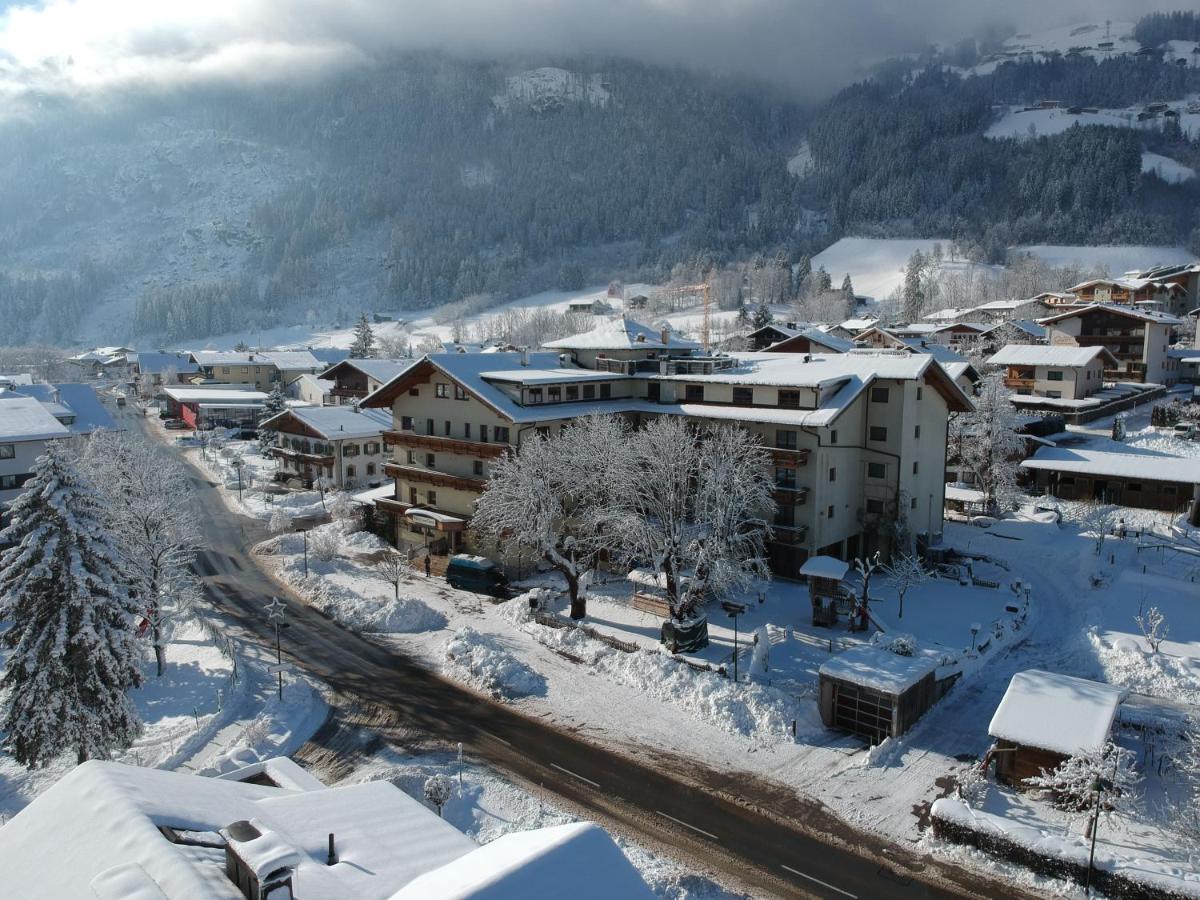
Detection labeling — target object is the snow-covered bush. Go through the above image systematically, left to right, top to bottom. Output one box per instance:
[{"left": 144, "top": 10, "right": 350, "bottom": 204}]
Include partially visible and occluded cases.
[
  {"left": 327, "top": 490, "right": 355, "bottom": 522},
  {"left": 269, "top": 509, "right": 293, "bottom": 535},
  {"left": 309, "top": 527, "right": 341, "bottom": 562},
  {"left": 1136, "top": 605, "right": 1169, "bottom": 654},
  {"left": 748, "top": 625, "right": 770, "bottom": 677},
  {"left": 442, "top": 627, "right": 546, "bottom": 699},
  {"left": 885, "top": 633, "right": 917, "bottom": 656},
  {"left": 1026, "top": 741, "right": 1140, "bottom": 830},
  {"left": 956, "top": 762, "right": 988, "bottom": 808},
  {"left": 423, "top": 773, "right": 454, "bottom": 816}
]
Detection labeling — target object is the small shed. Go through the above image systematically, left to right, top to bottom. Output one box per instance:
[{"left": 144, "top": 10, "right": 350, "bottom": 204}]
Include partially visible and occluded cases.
[
  {"left": 799, "top": 556, "right": 852, "bottom": 626},
  {"left": 819, "top": 645, "right": 940, "bottom": 743},
  {"left": 988, "top": 670, "right": 1127, "bottom": 787}
]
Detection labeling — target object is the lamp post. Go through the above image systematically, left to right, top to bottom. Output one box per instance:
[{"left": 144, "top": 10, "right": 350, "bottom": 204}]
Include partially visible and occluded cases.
[
  {"left": 296, "top": 528, "right": 308, "bottom": 578},
  {"left": 266, "top": 596, "right": 287, "bottom": 700},
  {"left": 721, "top": 601, "right": 749, "bottom": 682}
]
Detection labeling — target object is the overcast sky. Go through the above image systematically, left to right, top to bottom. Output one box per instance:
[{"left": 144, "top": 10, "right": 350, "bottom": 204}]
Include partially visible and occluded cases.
[{"left": 0, "top": 0, "right": 1171, "bottom": 103}]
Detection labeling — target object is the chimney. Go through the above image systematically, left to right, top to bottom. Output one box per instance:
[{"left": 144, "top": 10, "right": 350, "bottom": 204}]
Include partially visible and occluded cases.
[
  {"left": 660, "top": 326, "right": 670, "bottom": 346},
  {"left": 520, "top": 348, "right": 529, "bottom": 367},
  {"left": 559, "top": 353, "right": 567, "bottom": 368},
  {"left": 327, "top": 833, "right": 338, "bottom": 866}
]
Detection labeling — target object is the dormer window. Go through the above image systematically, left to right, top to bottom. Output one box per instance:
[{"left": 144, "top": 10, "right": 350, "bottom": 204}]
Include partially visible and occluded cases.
[{"left": 528, "top": 388, "right": 543, "bottom": 404}]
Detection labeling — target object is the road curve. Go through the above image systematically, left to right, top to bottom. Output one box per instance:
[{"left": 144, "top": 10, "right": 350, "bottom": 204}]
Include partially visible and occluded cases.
[{"left": 118, "top": 404, "right": 1019, "bottom": 900}]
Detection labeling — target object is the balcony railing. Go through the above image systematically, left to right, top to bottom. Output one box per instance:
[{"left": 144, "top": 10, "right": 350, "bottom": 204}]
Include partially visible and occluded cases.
[
  {"left": 594, "top": 357, "right": 635, "bottom": 375},
  {"left": 1003, "top": 377, "right": 1035, "bottom": 390},
  {"left": 330, "top": 386, "right": 368, "bottom": 400},
  {"left": 385, "top": 430, "right": 508, "bottom": 458},
  {"left": 271, "top": 446, "right": 335, "bottom": 464},
  {"left": 770, "top": 447, "right": 811, "bottom": 466},
  {"left": 383, "top": 463, "right": 486, "bottom": 492},
  {"left": 773, "top": 485, "right": 810, "bottom": 505},
  {"left": 769, "top": 524, "right": 809, "bottom": 545}
]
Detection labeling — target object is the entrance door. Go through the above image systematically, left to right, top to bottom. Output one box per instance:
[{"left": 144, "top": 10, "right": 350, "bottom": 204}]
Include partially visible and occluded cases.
[
  {"left": 1092, "top": 480, "right": 1109, "bottom": 502},
  {"left": 832, "top": 682, "right": 892, "bottom": 744}
]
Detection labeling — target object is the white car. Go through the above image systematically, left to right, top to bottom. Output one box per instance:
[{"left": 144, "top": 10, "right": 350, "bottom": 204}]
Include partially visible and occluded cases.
[{"left": 1173, "top": 422, "right": 1195, "bottom": 440}]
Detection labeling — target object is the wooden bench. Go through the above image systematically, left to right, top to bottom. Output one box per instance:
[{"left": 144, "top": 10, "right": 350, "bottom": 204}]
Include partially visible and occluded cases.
[{"left": 631, "top": 591, "right": 672, "bottom": 618}]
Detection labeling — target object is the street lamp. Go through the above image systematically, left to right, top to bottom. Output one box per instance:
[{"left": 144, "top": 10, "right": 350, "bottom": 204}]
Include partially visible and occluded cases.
[
  {"left": 295, "top": 527, "right": 308, "bottom": 578},
  {"left": 266, "top": 596, "right": 287, "bottom": 701},
  {"left": 721, "top": 601, "right": 749, "bottom": 682}
]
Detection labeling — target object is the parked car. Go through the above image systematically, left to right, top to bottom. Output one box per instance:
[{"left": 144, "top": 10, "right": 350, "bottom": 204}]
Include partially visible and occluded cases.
[
  {"left": 115, "top": 394, "right": 127, "bottom": 407},
  {"left": 163, "top": 420, "right": 189, "bottom": 430},
  {"left": 1173, "top": 422, "right": 1196, "bottom": 440},
  {"left": 445, "top": 554, "right": 511, "bottom": 598}
]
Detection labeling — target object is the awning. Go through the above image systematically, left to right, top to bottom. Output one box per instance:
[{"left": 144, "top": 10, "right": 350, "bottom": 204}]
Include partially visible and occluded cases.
[{"left": 404, "top": 508, "right": 465, "bottom": 531}]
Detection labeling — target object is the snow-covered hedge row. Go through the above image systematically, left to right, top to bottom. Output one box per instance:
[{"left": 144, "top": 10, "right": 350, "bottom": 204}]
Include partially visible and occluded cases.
[{"left": 932, "top": 798, "right": 1200, "bottom": 899}]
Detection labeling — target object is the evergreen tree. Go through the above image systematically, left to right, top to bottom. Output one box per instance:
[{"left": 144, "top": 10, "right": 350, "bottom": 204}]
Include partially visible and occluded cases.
[
  {"left": 902, "top": 251, "right": 927, "bottom": 323},
  {"left": 794, "top": 255, "right": 812, "bottom": 296},
  {"left": 816, "top": 266, "right": 833, "bottom": 293},
  {"left": 841, "top": 274, "right": 856, "bottom": 318},
  {"left": 751, "top": 302, "right": 773, "bottom": 329},
  {"left": 349, "top": 314, "right": 376, "bottom": 359},
  {"left": 233, "top": 341, "right": 250, "bottom": 352},
  {"left": 259, "top": 385, "right": 287, "bottom": 455},
  {"left": 0, "top": 443, "right": 143, "bottom": 767}
]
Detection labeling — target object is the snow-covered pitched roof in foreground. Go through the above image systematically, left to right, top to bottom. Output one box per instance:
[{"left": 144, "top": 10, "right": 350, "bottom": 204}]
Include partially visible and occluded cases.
[
  {"left": 1038, "top": 303, "right": 1183, "bottom": 326},
  {"left": 543, "top": 316, "right": 700, "bottom": 351},
  {"left": 987, "top": 344, "right": 1114, "bottom": 368},
  {"left": 132, "top": 351, "right": 200, "bottom": 376},
  {"left": 320, "top": 357, "right": 419, "bottom": 384},
  {"left": 50, "top": 383, "right": 117, "bottom": 435},
  {"left": 163, "top": 387, "right": 269, "bottom": 404},
  {"left": 0, "top": 395, "right": 71, "bottom": 441},
  {"left": 260, "top": 405, "right": 392, "bottom": 439},
  {"left": 1020, "top": 446, "right": 1200, "bottom": 484},
  {"left": 799, "top": 555, "right": 849, "bottom": 580},
  {"left": 819, "top": 645, "right": 939, "bottom": 695},
  {"left": 989, "top": 670, "right": 1127, "bottom": 756},
  {"left": 0, "top": 759, "right": 651, "bottom": 900}
]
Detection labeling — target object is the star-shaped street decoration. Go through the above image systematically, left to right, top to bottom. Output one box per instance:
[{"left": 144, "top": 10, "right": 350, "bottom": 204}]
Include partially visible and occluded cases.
[{"left": 265, "top": 596, "right": 287, "bottom": 623}]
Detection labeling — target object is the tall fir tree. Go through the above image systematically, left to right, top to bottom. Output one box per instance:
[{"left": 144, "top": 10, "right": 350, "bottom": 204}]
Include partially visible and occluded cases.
[
  {"left": 902, "top": 250, "right": 927, "bottom": 324},
  {"left": 793, "top": 255, "right": 812, "bottom": 298},
  {"left": 841, "top": 274, "right": 856, "bottom": 318},
  {"left": 751, "top": 302, "right": 773, "bottom": 329},
  {"left": 349, "top": 313, "right": 376, "bottom": 359},
  {"left": 0, "top": 442, "right": 143, "bottom": 766}
]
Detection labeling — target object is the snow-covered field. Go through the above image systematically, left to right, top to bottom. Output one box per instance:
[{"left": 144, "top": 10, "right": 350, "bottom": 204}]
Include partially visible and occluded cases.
[
  {"left": 986, "top": 99, "right": 1200, "bottom": 141},
  {"left": 1143, "top": 151, "right": 1197, "bottom": 183},
  {"left": 810, "top": 236, "right": 1004, "bottom": 302},
  {"left": 1010, "top": 243, "right": 1193, "bottom": 273}
]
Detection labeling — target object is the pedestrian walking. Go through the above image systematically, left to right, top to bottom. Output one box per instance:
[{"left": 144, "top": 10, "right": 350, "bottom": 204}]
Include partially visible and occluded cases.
[{"left": 424, "top": 554, "right": 432, "bottom": 578}]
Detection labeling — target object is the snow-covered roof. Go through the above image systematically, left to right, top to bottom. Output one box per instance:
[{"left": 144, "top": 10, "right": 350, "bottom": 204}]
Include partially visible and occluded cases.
[
  {"left": 1067, "top": 277, "right": 1182, "bottom": 293},
  {"left": 973, "top": 298, "right": 1040, "bottom": 311},
  {"left": 1038, "top": 303, "right": 1182, "bottom": 327},
  {"left": 924, "top": 307, "right": 973, "bottom": 321},
  {"left": 543, "top": 316, "right": 701, "bottom": 351},
  {"left": 838, "top": 316, "right": 879, "bottom": 332},
  {"left": 1008, "top": 319, "right": 1047, "bottom": 338},
  {"left": 767, "top": 328, "right": 856, "bottom": 354},
  {"left": 987, "top": 345, "right": 1114, "bottom": 367},
  {"left": 306, "top": 347, "right": 352, "bottom": 367},
  {"left": 259, "top": 350, "right": 322, "bottom": 371},
  {"left": 133, "top": 351, "right": 200, "bottom": 375},
  {"left": 190, "top": 351, "right": 271, "bottom": 366},
  {"left": 320, "top": 358, "right": 419, "bottom": 384},
  {"left": 480, "top": 368, "right": 628, "bottom": 385},
  {"left": 0, "top": 373, "right": 34, "bottom": 386},
  {"left": 290, "top": 373, "right": 334, "bottom": 393},
  {"left": 49, "top": 383, "right": 117, "bottom": 434},
  {"left": 163, "top": 387, "right": 269, "bottom": 404},
  {"left": 0, "top": 395, "right": 71, "bottom": 441},
  {"left": 259, "top": 405, "right": 391, "bottom": 439},
  {"left": 1021, "top": 446, "right": 1200, "bottom": 484},
  {"left": 352, "top": 484, "right": 396, "bottom": 505},
  {"left": 945, "top": 484, "right": 987, "bottom": 503},
  {"left": 798, "top": 556, "right": 849, "bottom": 580},
  {"left": 819, "top": 645, "right": 939, "bottom": 695},
  {"left": 989, "top": 670, "right": 1127, "bottom": 756},
  {"left": 0, "top": 759, "right": 651, "bottom": 900},
  {"left": 393, "top": 822, "right": 654, "bottom": 899}
]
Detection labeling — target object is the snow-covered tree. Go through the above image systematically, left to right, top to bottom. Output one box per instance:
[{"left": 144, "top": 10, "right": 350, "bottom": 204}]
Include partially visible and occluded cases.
[
  {"left": 901, "top": 250, "right": 927, "bottom": 322},
  {"left": 840, "top": 273, "right": 856, "bottom": 318},
  {"left": 751, "top": 302, "right": 772, "bottom": 329},
  {"left": 349, "top": 314, "right": 376, "bottom": 359},
  {"left": 948, "top": 373, "right": 1024, "bottom": 515},
  {"left": 471, "top": 415, "right": 630, "bottom": 619},
  {"left": 619, "top": 418, "right": 774, "bottom": 621},
  {"left": 85, "top": 432, "right": 203, "bottom": 677},
  {"left": 0, "top": 442, "right": 143, "bottom": 766},
  {"left": 1077, "top": 503, "right": 1118, "bottom": 556},
  {"left": 269, "top": 509, "right": 293, "bottom": 535},
  {"left": 310, "top": 527, "right": 341, "bottom": 562},
  {"left": 374, "top": 551, "right": 410, "bottom": 601},
  {"left": 850, "top": 552, "right": 883, "bottom": 628},
  {"left": 884, "top": 553, "right": 931, "bottom": 619},
  {"left": 1136, "top": 604, "right": 1168, "bottom": 654},
  {"left": 1026, "top": 741, "right": 1140, "bottom": 837},
  {"left": 956, "top": 761, "right": 988, "bottom": 808},
  {"left": 423, "top": 773, "right": 454, "bottom": 816}
]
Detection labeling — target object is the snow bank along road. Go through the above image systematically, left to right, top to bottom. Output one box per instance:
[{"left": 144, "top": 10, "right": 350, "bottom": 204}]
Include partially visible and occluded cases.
[{"left": 116, "top": 407, "right": 1022, "bottom": 900}]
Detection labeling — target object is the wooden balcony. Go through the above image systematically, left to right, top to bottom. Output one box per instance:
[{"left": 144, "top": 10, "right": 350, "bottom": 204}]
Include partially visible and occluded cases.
[
  {"left": 1003, "top": 377, "right": 1035, "bottom": 390},
  {"left": 330, "top": 386, "right": 368, "bottom": 400},
  {"left": 385, "top": 430, "right": 508, "bottom": 459},
  {"left": 271, "top": 446, "right": 334, "bottom": 465},
  {"left": 770, "top": 447, "right": 811, "bottom": 467},
  {"left": 383, "top": 463, "right": 487, "bottom": 492},
  {"left": 773, "top": 485, "right": 810, "bottom": 505},
  {"left": 769, "top": 524, "right": 809, "bottom": 546}
]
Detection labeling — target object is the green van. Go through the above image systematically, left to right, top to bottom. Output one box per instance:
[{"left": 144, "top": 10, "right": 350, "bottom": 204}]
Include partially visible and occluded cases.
[{"left": 445, "top": 554, "right": 511, "bottom": 598}]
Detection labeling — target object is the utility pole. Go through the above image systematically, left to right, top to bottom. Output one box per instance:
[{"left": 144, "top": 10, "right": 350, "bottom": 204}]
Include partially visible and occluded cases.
[
  {"left": 296, "top": 528, "right": 308, "bottom": 577},
  {"left": 721, "top": 601, "right": 749, "bottom": 682}
]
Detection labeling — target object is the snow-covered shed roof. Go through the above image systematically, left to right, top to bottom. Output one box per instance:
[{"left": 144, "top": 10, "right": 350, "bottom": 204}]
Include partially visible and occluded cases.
[
  {"left": 1038, "top": 303, "right": 1183, "bottom": 327},
  {"left": 543, "top": 316, "right": 700, "bottom": 351},
  {"left": 838, "top": 316, "right": 879, "bottom": 332},
  {"left": 767, "top": 328, "right": 856, "bottom": 354},
  {"left": 987, "top": 345, "right": 1116, "bottom": 368},
  {"left": 307, "top": 347, "right": 352, "bottom": 368},
  {"left": 132, "top": 351, "right": 200, "bottom": 376},
  {"left": 49, "top": 383, "right": 117, "bottom": 435},
  {"left": 163, "top": 387, "right": 268, "bottom": 404},
  {"left": 0, "top": 395, "right": 71, "bottom": 441},
  {"left": 259, "top": 405, "right": 392, "bottom": 439},
  {"left": 1020, "top": 446, "right": 1200, "bottom": 484},
  {"left": 799, "top": 556, "right": 849, "bottom": 581},
  {"left": 819, "top": 645, "right": 940, "bottom": 695},
  {"left": 989, "top": 670, "right": 1127, "bottom": 756},
  {"left": 0, "top": 759, "right": 651, "bottom": 900},
  {"left": 392, "top": 822, "right": 654, "bottom": 899}
]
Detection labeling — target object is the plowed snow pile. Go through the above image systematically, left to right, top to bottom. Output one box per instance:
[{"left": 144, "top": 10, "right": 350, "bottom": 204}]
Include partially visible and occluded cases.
[{"left": 443, "top": 627, "right": 546, "bottom": 699}]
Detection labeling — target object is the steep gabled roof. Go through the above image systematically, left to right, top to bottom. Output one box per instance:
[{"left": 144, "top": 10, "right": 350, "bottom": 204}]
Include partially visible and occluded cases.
[
  {"left": 1038, "top": 303, "right": 1183, "bottom": 326},
  {"left": 543, "top": 316, "right": 700, "bottom": 351},
  {"left": 987, "top": 344, "right": 1118, "bottom": 368},
  {"left": 319, "top": 358, "right": 419, "bottom": 384},
  {"left": 259, "top": 405, "right": 391, "bottom": 439}
]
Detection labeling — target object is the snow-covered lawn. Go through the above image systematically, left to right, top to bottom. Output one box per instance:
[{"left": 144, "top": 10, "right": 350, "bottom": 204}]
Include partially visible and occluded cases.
[
  {"left": 985, "top": 98, "right": 1200, "bottom": 141},
  {"left": 810, "top": 237, "right": 1000, "bottom": 302},
  {"left": 1010, "top": 244, "right": 1193, "bottom": 273},
  {"left": 0, "top": 619, "right": 327, "bottom": 821}
]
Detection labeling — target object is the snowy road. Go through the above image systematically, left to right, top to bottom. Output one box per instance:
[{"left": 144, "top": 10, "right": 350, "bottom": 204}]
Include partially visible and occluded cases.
[{"left": 115, "top": 403, "right": 1032, "bottom": 900}]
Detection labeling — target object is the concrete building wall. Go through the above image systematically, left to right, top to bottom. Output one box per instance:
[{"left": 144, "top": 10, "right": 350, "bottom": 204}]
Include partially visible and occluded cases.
[{"left": 0, "top": 437, "right": 50, "bottom": 510}]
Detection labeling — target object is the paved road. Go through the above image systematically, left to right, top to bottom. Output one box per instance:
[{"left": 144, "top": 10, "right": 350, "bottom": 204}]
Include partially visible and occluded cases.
[{"left": 116, "top": 404, "right": 1013, "bottom": 900}]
